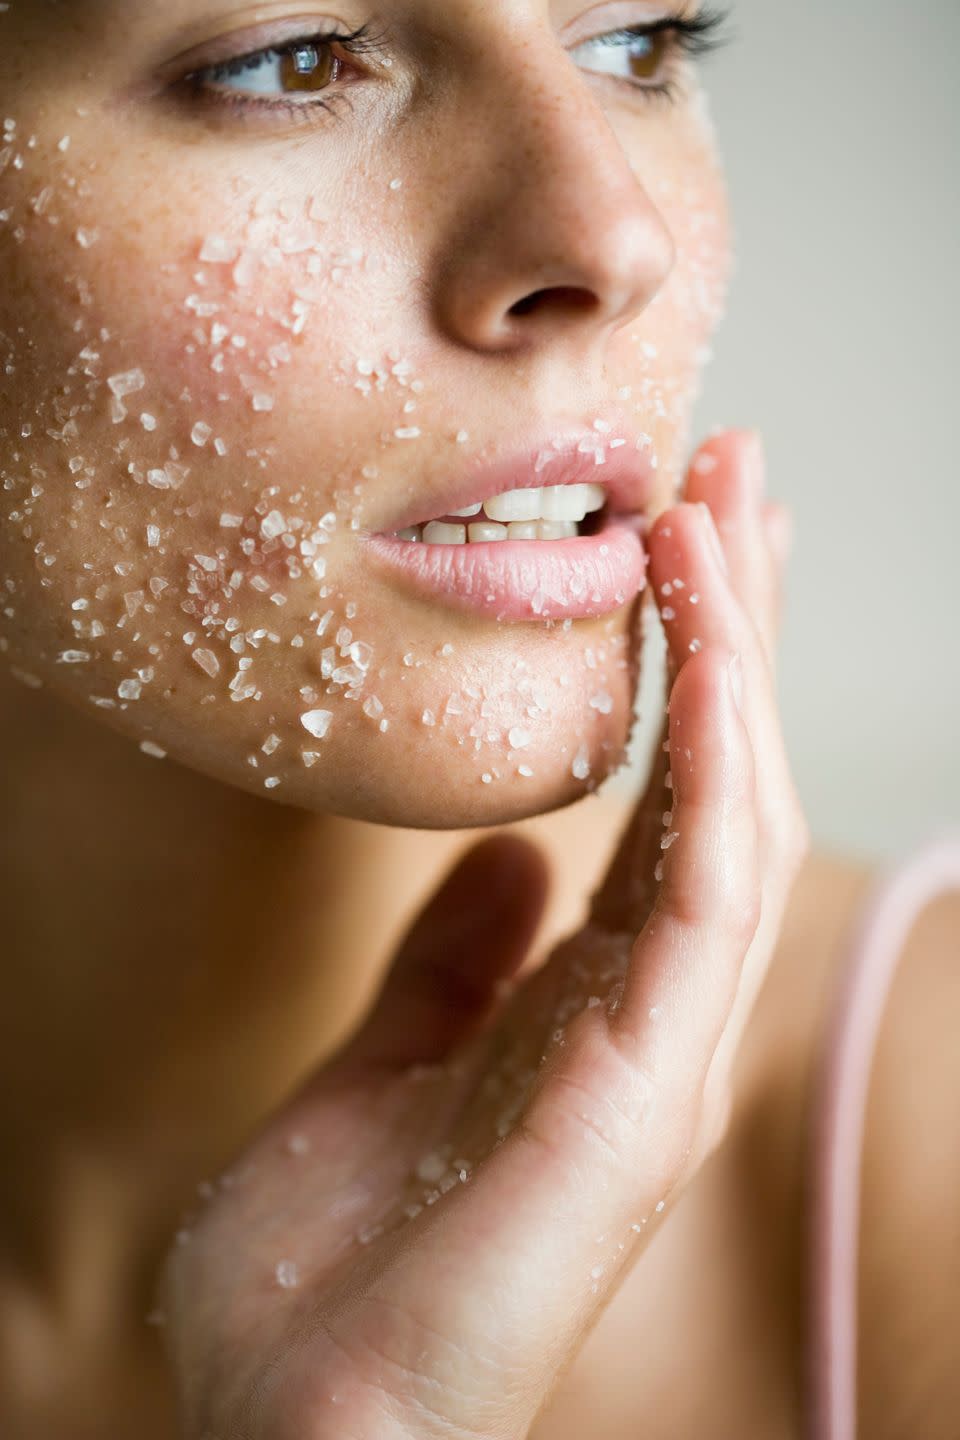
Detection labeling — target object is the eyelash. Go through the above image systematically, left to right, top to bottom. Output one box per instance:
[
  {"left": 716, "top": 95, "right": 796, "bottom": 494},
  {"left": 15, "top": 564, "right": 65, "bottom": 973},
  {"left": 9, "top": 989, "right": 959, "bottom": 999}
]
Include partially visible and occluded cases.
[{"left": 182, "top": 8, "right": 731, "bottom": 125}]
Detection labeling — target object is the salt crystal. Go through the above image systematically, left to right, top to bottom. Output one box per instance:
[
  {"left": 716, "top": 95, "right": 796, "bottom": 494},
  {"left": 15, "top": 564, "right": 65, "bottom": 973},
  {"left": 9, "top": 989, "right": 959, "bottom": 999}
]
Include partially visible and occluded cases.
[
  {"left": 57, "top": 135, "right": 70, "bottom": 152},
  {"left": 75, "top": 227, "right": 99, "bottom": 248},
  {"left": 199, "top": 234, "right": 239, "bottom": 264},
  {"left": 107, "top": 368, "right": 145, "bottom": 398},
  {"left": 252, "top": 393, "right": 274, "bottom": 412},
  {"left": 140, "top": 413, "right": 156, "bottom": 431},
  {"left": 191, "top": 421, "right": 212, "bottom": 447},
  {"left": 394, "top": 426, "right": 421, "bottom": 440},
  {"left": 692, "top": 453, "right": 718, "bottom": 476},
  {"left": 260, "top": 510, "right": 286, "bottom": 540},
  {"left": 220, "top": 513, "right": 243, "bottom": 528},
  {"left": 192, "top": 647, "right": 220, "bottom": 678},
  {"left": 58, "top": 649, "right": 90, "bottom": 663},
  {"left": 118, "top": 679, "right": 141, "bottom": 700},
  {"left": 589, "top": 691, "right": 614, "bottom": 714},
  {"left": 362, "top": 696, "right": 383, "bottom": 719},
  {"left": 300, "top": 709, "right": 333, "bottom": 740},
  {"left": 421, "top": 709, "right": 435, "bottom": 726},
  {"left": 508, "top": 726, "right": 531, "bottom": 749},
  {"left": 262, "top": 734, "right": 281, "bottom": 755},
  {"left": 139, "top": 740, "right": 167, "bottom": 759},
  {"left": 571, "top": 744, "right": 590, "bottom": 780},
  {"left": 518, "top": 764, "right": 534, "bottom": 778},
  {"left": 264, "top": 776, "right": 281, "bottom": 789},
  {"left": 415, "top": 1151, "right": 447, "bottom": 1182},
  {"left": 275, "top": 1259, "right": 300, "bottom": 1289}
]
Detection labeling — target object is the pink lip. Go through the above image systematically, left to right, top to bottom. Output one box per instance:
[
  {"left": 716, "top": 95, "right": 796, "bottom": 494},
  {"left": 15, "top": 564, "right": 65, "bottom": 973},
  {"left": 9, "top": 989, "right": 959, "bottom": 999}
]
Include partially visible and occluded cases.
[
  {"left": 361, "top": 418, "right": 656, "bottom": 621},
  {"left": 371, "top": 420, "right": 658, "bottom": 534},
  {"left": 364, "top": 512, "right": 647, "bottom": 622}
]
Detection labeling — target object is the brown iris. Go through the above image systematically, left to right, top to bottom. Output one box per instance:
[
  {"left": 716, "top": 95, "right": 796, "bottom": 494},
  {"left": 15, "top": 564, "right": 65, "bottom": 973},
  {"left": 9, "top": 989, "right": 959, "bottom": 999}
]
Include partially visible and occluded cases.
[
  {"left": 626, "top": 32, "right": 669, "bottom": 82},
  {"left": 279, "top": 43, "right": 338, "bottom": 93}
]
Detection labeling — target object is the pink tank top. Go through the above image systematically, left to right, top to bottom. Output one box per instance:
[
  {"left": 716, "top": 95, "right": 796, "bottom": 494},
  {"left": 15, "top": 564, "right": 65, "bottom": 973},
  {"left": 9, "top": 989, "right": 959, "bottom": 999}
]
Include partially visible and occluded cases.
[{"left": 805, "top": 833, "right": 960, "bottom": 1439}]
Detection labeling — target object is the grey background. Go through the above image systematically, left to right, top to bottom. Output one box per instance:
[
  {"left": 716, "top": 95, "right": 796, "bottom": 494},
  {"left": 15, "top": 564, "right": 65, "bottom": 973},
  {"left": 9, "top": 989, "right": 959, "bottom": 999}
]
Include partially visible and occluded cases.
[{"left": 620, "top": 0, "right": 959, "bottom": 862}]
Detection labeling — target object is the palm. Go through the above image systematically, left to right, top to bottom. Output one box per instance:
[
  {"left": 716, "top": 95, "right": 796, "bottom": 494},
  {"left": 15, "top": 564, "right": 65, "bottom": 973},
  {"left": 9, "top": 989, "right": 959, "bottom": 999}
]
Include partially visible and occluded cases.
[{"left": 160, "top": 435, "right": 809, "bottom": 1440}]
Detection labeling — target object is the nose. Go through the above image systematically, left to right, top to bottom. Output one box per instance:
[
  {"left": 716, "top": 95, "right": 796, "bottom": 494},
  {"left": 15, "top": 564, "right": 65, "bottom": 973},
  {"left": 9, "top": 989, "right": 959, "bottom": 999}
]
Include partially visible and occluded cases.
[{"left": 431, "top": 27, "right": 677, "bottom": 357}]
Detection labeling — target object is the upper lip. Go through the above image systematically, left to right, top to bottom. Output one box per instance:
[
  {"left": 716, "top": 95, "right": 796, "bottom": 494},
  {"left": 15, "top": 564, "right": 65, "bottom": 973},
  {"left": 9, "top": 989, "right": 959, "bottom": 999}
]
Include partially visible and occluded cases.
[{"left": 367, "top": 413, "right": 659, "bottom": 534}]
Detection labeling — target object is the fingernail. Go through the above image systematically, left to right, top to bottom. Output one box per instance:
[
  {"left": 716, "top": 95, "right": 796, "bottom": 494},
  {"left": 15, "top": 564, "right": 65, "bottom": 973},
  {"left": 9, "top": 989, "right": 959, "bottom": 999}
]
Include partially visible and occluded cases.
[
  {"left": 696, "top": 502, "right": 729, "bottom": 578},
  {"left": 728, "top": 652, "right": 744, "bottom": 714}
]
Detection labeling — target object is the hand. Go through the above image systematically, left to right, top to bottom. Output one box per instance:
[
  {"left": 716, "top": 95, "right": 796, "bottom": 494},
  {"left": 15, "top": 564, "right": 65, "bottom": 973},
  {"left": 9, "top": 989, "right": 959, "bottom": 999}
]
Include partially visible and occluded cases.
[{"left": 159, "top": 430, "right": 810, "bottom": 1440}]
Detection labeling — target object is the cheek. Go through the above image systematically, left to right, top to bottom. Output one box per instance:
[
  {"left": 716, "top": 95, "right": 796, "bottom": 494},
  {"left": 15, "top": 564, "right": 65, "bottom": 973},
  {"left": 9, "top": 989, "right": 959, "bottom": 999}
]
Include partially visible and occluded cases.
[
  {"left": 604, "top": 113, "right": 733, "bottom": 502},
  {"left": 0, "top": 114, "right": 699, "bottom": 824}
]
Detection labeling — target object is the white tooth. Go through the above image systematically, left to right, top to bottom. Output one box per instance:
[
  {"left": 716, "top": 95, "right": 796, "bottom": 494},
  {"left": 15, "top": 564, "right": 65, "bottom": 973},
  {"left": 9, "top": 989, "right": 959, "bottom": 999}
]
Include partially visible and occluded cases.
[
  {"left": 583, "top": 483, "right": 606, "bottom": 513},
  {"left": 540, "top": 484, "right": 590, "bottom": 522},
  {"left": 483, "top": 487, "right": 542, "bottom": 522},
  {"left": 449, "top": 502, "right": 482, "bottom": 517},
  {"left": 538, "top": 520, "right": 579, "bottom": 541},
  {"left": 423, "top": 521, "right": 466, "bottom": 545},
  {"left": 506, "top": 521, "right": 539, "bottom": 540},
  {"left": 468, "top": 522, "right": 508, "bottom": 543},
  {"left": 396, "top": 526, "right": 421, "bottom": 542}
]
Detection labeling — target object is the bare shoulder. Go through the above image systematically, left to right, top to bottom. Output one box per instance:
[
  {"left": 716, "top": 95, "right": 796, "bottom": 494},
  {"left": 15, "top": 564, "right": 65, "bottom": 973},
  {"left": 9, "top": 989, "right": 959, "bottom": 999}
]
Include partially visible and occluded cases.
[
  {"left": 518, "top": 819, "right": 960, "bottom": 1439},
  {"left": 746, "top": 845, "right": 960, "bottom": 1439}
]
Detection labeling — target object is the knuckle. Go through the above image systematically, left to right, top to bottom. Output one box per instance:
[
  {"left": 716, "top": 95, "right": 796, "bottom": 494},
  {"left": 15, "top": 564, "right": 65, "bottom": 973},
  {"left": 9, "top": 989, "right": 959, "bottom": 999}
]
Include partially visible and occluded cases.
[{"left": 529, "top": 1015, "right": 659, "bottom": 1172}]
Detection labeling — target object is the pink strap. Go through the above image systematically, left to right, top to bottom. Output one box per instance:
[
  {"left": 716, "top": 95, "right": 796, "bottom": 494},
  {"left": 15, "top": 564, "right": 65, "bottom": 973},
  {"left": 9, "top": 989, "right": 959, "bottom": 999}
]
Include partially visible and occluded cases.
[{"left": 806, "top": 833, "right": 960, "bottom": 1439}]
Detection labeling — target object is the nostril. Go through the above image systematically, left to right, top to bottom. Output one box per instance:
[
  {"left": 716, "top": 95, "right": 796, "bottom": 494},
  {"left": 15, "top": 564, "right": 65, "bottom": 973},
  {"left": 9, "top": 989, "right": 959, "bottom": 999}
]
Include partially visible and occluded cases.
[{"left": 509, "top": 286, "right": 598, "bottom": 318}]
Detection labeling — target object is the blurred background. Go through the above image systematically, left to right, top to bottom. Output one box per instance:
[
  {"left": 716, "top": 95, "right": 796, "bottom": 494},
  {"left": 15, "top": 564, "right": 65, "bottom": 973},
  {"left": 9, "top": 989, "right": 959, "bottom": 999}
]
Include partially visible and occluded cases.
[{"left": 621, "top": 0, "right": 960, "bottom": 861}]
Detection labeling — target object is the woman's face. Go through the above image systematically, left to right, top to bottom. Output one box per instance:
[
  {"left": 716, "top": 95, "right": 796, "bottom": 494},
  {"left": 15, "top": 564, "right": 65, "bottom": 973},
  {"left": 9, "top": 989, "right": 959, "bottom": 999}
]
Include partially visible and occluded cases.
[{"left": 0, "top": 0, "right": 730, "bottom": 827}]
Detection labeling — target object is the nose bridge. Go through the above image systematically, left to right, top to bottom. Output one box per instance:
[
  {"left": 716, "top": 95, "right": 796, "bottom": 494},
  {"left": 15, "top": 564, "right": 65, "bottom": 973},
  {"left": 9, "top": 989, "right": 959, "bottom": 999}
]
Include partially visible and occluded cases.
[{"left": 431, "top": 23, "right": 677, "bottom": 351}]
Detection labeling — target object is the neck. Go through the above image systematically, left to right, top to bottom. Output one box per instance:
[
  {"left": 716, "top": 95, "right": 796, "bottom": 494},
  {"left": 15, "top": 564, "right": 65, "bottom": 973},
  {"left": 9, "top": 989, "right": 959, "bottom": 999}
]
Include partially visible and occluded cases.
[{"left": 0, "top": 668, "right": 460, "bottom": 1318}]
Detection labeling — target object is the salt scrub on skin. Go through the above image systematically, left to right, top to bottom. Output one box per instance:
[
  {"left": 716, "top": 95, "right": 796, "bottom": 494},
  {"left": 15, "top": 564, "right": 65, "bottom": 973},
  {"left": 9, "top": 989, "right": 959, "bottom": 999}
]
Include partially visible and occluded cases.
[{"left": 0, "top": 18, "right": 731, "bottom": 827}]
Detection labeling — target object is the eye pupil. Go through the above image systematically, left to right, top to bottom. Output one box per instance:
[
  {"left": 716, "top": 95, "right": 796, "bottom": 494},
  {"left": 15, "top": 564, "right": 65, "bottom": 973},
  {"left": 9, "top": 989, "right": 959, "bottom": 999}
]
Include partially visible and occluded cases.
[
  {"left": 628, "top": 33, "right": 666, "bottom": 82},
  {"left": 280, "top": 42, "right": 337, "bottom": 92},
  {"left": 292, "top": 44, "right": 319, "bottom": 75}
]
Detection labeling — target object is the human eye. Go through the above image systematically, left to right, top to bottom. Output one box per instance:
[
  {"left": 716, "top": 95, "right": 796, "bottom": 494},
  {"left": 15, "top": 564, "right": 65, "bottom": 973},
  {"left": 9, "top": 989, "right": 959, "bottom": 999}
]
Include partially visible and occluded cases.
[
  {"left": 569, "top": 6, "right": 731, "bottom": 103},
  {"left": 179, "top": 21, "right": 390, "bottom": 122}
]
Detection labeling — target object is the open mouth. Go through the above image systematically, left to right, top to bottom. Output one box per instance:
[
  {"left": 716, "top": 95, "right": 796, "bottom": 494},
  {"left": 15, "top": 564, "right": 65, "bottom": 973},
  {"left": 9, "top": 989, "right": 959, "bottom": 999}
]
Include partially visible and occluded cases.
[
  {"left": 363, "top": 423, "right": 654, "bottom": 621},
  {"left": 390, "top": 482, "right": 608, "bottom": 545}
]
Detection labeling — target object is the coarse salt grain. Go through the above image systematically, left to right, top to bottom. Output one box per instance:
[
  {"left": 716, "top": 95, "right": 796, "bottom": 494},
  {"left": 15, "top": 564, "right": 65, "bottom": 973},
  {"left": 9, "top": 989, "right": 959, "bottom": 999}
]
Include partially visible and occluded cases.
[
  {"left": 192, "top": 648, "right": 220, "bottom": 678},
  {"left": 300, "top": 709, "right": 332, "bottom": 740},
  {"left": 275, "top": 1260, "right": 299, "bottom": 1289}
]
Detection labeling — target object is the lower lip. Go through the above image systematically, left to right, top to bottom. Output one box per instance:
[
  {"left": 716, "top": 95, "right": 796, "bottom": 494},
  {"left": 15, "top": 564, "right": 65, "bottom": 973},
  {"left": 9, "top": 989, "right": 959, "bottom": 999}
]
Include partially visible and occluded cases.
[{"left": 363, "top": 514, "right": 647, "bottom": 621}]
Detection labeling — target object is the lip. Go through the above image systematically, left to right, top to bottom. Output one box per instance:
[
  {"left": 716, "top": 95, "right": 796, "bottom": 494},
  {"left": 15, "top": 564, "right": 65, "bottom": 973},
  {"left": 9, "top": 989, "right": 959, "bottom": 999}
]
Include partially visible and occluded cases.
[
  {"left": 369, "top": 417, "right": 658, "bottom": 534},
  {"left": 361, "top": 418, "right": 656, "bottom": 623},
  {"left": 365, "top": 513, "right": 647, "bottom": 622}
]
